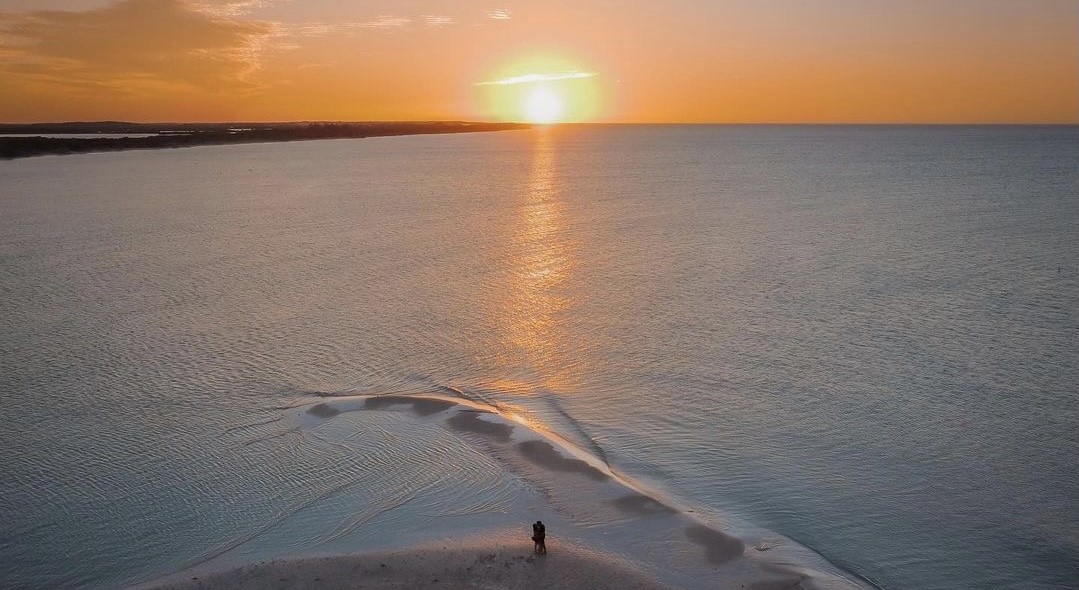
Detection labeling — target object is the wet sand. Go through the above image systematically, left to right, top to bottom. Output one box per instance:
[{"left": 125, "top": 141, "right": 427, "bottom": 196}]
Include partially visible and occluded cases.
[{"left": 138, "top": 534, "right": 669, "bottom": 590}]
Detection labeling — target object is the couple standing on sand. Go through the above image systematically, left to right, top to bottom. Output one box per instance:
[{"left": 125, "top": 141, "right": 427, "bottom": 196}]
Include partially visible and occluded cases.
[{"left": 531, "top": 520, "right": 547, "bottom": 554}]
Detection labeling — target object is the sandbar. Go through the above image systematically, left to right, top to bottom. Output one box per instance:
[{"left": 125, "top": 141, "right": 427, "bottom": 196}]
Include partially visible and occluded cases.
[{"left": 138, "top": 534, "right": 668, "bottom": 590}]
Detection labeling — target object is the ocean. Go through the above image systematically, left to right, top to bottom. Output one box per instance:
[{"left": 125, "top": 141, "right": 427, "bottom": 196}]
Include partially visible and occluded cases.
[{"left": 1, "top": 125, "right": 1076, "bottom": 590}]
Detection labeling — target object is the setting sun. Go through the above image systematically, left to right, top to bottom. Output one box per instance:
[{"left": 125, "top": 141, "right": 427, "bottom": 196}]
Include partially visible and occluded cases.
[
  {"left": 477, "top": 54, "right": 602, "bottom": 124},
  {"left": 522, "top": 86, "right": 563, "bottom": 124}
]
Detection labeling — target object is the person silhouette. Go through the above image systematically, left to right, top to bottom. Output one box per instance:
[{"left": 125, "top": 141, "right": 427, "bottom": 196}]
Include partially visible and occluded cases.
[{"left": 531, "top": 520, "right": 547, "bottom": 554}]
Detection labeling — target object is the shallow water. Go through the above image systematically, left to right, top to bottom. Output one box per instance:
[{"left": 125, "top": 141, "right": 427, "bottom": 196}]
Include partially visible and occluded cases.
[{"left": 1, "top": 126, "right": 1076, "bottom": 590}]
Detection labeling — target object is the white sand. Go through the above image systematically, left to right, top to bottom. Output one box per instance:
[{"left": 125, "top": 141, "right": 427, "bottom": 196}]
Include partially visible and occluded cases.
[{"left": 139, "top": 534, "right": 671, "bottom": 590}]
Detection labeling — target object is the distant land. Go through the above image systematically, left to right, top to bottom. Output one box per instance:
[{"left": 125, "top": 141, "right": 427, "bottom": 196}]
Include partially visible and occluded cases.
[{"left": 0, "top": 121, "right": 529, "bottom": 159}]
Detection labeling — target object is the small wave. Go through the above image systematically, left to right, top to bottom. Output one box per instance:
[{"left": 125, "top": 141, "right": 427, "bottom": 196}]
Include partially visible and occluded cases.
[{"left": 222, "top": 416, "right": 286, "bottom": 434}]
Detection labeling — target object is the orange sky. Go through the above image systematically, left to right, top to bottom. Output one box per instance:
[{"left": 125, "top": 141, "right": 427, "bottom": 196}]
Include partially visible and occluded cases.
[{"left": 0, "top": 0, "right": 1076, "bottom": 123}]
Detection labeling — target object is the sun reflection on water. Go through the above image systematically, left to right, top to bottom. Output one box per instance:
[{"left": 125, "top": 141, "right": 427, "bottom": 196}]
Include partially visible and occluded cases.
[{"left": 494, "top": 130, "right": 578, "bottom": 392}]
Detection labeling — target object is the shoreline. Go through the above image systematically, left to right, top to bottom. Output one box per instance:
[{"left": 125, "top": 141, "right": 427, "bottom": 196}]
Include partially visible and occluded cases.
[
  {"left": 0, "top": 121, "right": 528, "bottom": 159},
  {"left": 118, "top": 391, "right": 877, "bottom": 590},
  {"left": 121, "top": 394, "right": 874, "bottom": 590}
]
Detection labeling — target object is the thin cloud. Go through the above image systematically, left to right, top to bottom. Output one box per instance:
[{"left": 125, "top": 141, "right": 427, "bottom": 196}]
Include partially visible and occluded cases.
[
  {"left": 0, "top": 0, "right": 274, "bottom": 94},
  {"left": 193, "top": 0, "right": 285, "bottom": 17},
  {"left": 487, "top": 9, "right": 511, "bottom": 20},
  {"left": 360, "top": 15, "right": 411, "bottom": 30},
  {"left": 421, "top": 15, "right": 454, "bottom": 28},
  {"left": 279, "top": 16, "right": 414, "bottom": 40},
  {"left": 476, "top": 72, "right": 597, "bottom": 86}
]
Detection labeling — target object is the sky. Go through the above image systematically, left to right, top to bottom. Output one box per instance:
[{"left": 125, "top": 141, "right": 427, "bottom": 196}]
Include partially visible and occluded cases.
[{"left": 0, "top": 0, "right": 1076, "bottom": 123}]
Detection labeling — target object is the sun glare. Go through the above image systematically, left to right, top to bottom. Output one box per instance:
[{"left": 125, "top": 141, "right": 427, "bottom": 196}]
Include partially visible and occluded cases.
[
  {"left": 477, "top": 53, "right": 601, "bottom": 124},
  {"left": 523, "top": 87, "right": 563, "bottom": 124}
]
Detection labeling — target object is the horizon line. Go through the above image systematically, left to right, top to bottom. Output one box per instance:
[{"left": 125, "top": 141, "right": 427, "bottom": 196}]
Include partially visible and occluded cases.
[{"left": 2, "top": 120, "right": 1077, "bottom": 127}]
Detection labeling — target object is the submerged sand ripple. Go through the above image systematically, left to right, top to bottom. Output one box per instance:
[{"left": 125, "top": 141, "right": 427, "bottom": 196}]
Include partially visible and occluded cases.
[
  {"left": 365, "top": 395, "right": 456, "bottom": 416},
  {"left": 306, "top": 403, "right": 340, "bottom": 418},
  {"left": 447, "top": 411, "right": 514, "bottom": 442},
  {"left": 516, "top": 440, "right": 609, "bottom": 481},
  {"left": 610, "top": 493, "right": 677, "bottom": 516},
  {"left": 685, "top": 524, "right": 745, "bottom": 565}
]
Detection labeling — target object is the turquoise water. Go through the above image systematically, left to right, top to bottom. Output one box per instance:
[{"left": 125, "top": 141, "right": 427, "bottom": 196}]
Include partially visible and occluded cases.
[{"left": 1, "top": 126, "right": 1076, "bottom": 589}]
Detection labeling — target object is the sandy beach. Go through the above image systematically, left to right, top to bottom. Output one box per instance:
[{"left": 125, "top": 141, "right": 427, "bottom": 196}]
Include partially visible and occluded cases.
[
  {"left": 121, "top": 394, "right": 865, "bottom": 590},
  {"left": 133, "top": 524, "right": 834, "bottom": 590},
  {"left": 138, "top": 532, "right": 671, "bottom": 590}
]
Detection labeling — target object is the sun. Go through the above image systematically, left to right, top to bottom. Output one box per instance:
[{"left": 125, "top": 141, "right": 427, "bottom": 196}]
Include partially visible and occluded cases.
[
  {"left": 477, "top": 53, "right": 602, "bottom": 124},
  {"left": 523, "top": 87, "right": 563, "bottom": 124}
]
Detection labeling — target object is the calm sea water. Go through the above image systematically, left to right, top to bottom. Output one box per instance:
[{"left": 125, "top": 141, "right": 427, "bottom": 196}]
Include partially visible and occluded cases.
[{"left": 1, "top": 126, "right": 1076, "bottom": 590}]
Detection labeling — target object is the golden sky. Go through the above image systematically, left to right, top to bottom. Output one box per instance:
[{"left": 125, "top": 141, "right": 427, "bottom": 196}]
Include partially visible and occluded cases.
[{"left": 0, "top": 0, "right": 1076, "bottom": 123}]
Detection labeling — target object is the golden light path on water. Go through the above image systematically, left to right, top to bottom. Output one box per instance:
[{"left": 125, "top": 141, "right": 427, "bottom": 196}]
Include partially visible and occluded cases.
[{"left": 489, "top": 131, "right": 581, "bottom": 407}]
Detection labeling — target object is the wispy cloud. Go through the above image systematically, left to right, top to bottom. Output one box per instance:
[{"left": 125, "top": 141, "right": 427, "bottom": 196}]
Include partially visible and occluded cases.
[
  {"left": 0, "top": 0, "right": 274, "bottom": 94},
  {"left": 193, "top": 0, "right": 284, "bottom": 17},
  {"left": 487, "top": 9, "right": 511, "bottom": 20},
  {"left": 422, "top": 14, "right": 454, "bottom": 28},
  {"left": 278, "top": 15, "right": 414, "bottom": 41},
  {"left": 359, "top": 15, "right": 411, "bottom": 30},
  {"left": 476, "top": 71, "right": 597, "bottom": 86}
]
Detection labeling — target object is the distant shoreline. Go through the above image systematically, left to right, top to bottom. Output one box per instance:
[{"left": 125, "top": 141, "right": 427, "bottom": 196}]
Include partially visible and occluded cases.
[{"left": 0, "top": 121, "right": 529, "bottom": 159}]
